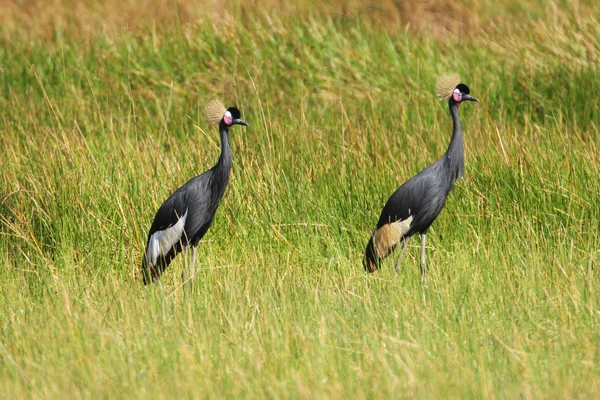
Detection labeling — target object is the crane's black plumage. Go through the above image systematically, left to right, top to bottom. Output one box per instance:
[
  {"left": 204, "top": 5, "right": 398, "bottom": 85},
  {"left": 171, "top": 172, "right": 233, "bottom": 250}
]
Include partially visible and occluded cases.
[
  {"left": 364, "top": 82, "right": 478, "bottom": 281},
  {"left": 142, "top": 105, "right": 248, "bottom": 284}
]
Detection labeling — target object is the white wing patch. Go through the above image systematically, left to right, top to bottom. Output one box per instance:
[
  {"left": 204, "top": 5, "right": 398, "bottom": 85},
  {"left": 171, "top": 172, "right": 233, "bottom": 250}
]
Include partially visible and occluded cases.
[{"left": 146, "top": 209, "right": 188, "bottom": 266}]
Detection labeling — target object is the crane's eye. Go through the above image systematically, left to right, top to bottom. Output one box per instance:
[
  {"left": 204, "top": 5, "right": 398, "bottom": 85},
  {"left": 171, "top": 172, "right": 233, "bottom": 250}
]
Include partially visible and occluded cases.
[
  {"left": 452, "top": 89, "right": 462, "bottom": 102},
  {"left": 223, "top": 111, "right": 233, "bottom": 125}
]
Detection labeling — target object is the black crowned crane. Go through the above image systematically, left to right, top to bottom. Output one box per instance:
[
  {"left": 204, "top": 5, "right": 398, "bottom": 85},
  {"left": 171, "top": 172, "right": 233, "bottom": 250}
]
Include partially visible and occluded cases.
[
  {"left": 364, "top": 74, "right": 478, "bottom": 282},
  {"left": 141, "top": 100, "right": 248, "bottom": 284}
]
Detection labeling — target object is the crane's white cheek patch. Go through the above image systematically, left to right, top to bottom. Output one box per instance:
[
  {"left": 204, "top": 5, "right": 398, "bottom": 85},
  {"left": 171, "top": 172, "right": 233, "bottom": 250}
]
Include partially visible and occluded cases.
[
  {"left": 453, "top": 92, "right": 462, "bottom": 102},
  {"left": 146, "top": 210, "right": 188, "bottom": 266},
  {"left": 373, "top": 216, "right": 413, "bottom": 258}
]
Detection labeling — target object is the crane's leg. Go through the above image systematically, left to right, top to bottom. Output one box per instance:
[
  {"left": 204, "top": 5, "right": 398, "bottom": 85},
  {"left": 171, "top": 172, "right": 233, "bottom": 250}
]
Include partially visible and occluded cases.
[
  {"left": 420, "top": 233, "right": 427, "bottom": 284},
  {"left": 394, "top": 237, "right": 410, "bottom": 274},
  {"left": 181, "top": 246, "right": 197, "bottom": 284},
  {"left": 182, "top": 246, "right": 189, "bottom": 282},
  {"left": 190, "top": 246, "right": 197, "bottom": 279}
]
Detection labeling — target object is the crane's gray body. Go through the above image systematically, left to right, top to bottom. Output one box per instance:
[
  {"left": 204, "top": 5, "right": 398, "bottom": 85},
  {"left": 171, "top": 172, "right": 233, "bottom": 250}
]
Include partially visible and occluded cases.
[
  {"left": 364, "top": 91, "right": 476, "bottom": 276},
  {"left": 378, "top": 103, "right": 464, "bottom": 235},
  {"left": 142, "top": 121, "right": 232, "bottom": 283}
]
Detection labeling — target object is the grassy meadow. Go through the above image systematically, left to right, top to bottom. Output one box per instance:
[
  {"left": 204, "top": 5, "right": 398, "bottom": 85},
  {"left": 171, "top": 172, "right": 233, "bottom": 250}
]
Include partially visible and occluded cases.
[{"left": 1, "top": 0, "right": 599, "bottom": 397}]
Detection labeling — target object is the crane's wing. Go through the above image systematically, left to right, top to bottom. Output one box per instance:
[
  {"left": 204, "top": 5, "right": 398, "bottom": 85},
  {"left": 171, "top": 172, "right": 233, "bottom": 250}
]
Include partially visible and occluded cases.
[
  {"left": 376, "top": 164, "right": 445, "bottom": 230},
  {"left": 370, "top": 165, "right": 445, "bottom": 262},
  {"left": 142, "top": 171, "right": 217, "bottom": 284},
  {"left": 179, "top": 172, "right": 216, "bottom": 245},
  {"left": 377, "top": 178, "right": 423, "bottom": 229},
  {"left": 368, "top": 181, "right": 418, "bottom": 262},
  {"left": 144, "top": 187, "right": 190, "bottom": 269},
  {"left": 148, "top": 190, "right": 188, "bottom": 234}
]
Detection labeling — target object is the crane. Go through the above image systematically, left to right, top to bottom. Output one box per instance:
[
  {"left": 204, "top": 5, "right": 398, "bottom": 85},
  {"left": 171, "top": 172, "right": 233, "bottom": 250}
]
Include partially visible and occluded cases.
[
  {"left": 363, "top": 74, "right": 478, "bottom": 283},
  {"left": 141, "top": 100, "right": 248, "bottom": 284}
]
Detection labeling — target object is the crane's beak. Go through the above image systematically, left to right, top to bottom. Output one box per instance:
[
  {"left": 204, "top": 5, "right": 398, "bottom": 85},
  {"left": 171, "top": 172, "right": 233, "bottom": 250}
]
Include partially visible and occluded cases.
[
  {"left": 462, "top": 94, "right": 479, "bottom": 102},
  {"left": 234, "top": 119, "right": 249, "bottom": 126}
]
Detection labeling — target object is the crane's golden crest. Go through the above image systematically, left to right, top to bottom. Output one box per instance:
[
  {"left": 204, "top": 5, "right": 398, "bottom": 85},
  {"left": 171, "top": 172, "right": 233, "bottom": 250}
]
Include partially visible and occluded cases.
[
  {"left": 436, "top": 73, "right": 460, "bottom": 100},
  {"left": 204, "top": 99, "right": 227, "bottom": 125}
]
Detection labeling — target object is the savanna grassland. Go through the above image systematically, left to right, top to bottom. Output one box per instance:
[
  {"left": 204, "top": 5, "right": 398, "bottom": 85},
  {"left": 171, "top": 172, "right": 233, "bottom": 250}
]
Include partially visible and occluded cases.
[{"left": 0, "top": 0, "right": 599, "bottom": 398}]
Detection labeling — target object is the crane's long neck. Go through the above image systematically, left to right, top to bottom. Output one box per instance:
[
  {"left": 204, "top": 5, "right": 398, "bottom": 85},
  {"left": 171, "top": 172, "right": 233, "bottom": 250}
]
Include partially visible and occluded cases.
[
  {"left": 443, "top": 100, "right": 465, "bottom": 185},
  {"left": 212, "top": 121, "right": 233, "bottom": 194}
]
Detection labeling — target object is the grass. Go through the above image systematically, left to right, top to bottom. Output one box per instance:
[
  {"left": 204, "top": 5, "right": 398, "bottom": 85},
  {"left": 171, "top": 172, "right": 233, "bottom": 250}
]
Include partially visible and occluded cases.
[{"left": 1, "top": 0, "right": 599, "bottom": 398}]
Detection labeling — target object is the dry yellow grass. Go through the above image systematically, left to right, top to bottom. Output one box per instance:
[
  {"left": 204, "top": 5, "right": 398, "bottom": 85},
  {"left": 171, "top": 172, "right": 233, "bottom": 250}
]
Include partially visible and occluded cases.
[{"left": 0, "top": 0, "right": 570, "bottom": 38}]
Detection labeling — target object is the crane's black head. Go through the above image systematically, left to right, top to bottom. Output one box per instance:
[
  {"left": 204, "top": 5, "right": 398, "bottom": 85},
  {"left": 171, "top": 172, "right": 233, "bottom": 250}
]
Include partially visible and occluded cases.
[
  {"left": 451, "top": 84, "right": 479, "bottom": 104},
  {"left": 223, "top": 107, "right": 249, "bottom": 127}
]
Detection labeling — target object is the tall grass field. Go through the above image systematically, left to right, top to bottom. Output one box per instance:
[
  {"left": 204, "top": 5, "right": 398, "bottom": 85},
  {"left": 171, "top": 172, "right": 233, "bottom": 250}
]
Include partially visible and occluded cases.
[{"left": 1, "top": 0, "right": 599, "bottom": 397}]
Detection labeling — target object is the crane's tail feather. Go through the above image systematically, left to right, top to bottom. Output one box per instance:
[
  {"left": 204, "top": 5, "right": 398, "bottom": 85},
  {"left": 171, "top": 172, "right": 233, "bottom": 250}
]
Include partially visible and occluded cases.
[
  {"left": 364, "top": 218, "right": 413, "bottom": 272},
  {"left": 364, "top": 235, "right": 380, "bottom": 273},
  {"left": 140, "top": 249, "right": 177, "bottom": 285},
  {"left": 141, "top": 255, "right": 158, "bottom": 285}
]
